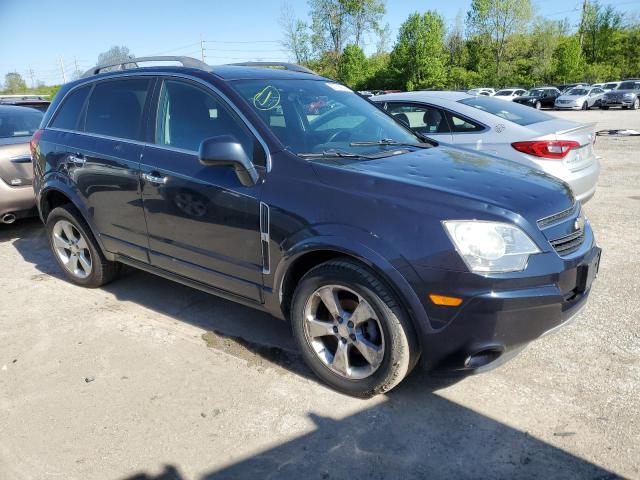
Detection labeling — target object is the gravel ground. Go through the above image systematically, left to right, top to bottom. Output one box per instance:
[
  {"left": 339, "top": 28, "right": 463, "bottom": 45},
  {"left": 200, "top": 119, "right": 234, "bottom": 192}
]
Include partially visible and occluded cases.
[{"left": 0, "top": 108, "right": 639, "bottom": 480}]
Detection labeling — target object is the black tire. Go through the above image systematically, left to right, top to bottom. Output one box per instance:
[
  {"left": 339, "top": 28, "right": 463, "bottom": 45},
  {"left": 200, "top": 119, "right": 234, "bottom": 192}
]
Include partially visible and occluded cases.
[
  {"left": 632, "top": 98, "right": 639, "bottom": 110},
  {"left": 582, "top": 101, "right": 588, "bottom": 110},
  {"left": 601, "top": 106, "right": 609, "bottom": 110},
  {"left": 46, "top": 204, "right": 119, "bottom": 288},
  {"left": 290, "top": 259, "right": 419, "bottom": 397}
]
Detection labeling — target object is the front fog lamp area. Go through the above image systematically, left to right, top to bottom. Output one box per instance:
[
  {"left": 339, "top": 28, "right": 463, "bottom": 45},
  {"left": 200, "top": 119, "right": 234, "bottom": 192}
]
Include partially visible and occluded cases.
[{"left": 443, "top": 221, "right": 540, "bottom": 273}]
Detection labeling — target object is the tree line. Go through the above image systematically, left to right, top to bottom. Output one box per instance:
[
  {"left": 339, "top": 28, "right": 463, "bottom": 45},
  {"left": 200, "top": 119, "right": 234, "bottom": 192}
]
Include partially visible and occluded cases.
[{"left": 280, "top": 0, "right": 640, "bottom": 91}]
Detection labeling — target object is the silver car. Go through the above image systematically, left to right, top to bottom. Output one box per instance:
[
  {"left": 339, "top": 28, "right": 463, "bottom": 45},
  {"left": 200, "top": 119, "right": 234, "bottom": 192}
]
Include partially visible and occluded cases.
[
  {"left": 554, "top": 86, "right": 605, "bottom": 110},
  {"left": 373, "top": 91, "right": 600, "bottom": 203},
  {"left": 0, "top": 105, "right": 42, "bottom": 224}
]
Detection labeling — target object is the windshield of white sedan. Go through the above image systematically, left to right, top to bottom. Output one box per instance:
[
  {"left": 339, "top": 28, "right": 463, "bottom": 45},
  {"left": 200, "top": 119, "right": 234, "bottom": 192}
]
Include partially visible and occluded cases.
[
  {"left": 231, "top": 79, "right": 422, "bottom": 157},
  {"left": 568, "top": 88, "right": 589, "bottom": 96}
]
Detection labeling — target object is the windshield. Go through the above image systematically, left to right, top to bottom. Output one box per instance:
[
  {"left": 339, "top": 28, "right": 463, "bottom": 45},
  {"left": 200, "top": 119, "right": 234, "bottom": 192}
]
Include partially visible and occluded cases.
[
  {"left": 230, "top": 79, "right": 421, "bottom": 156},
  {"left": 620, "top": 81, "right": 640, "bottom": 90},
  {"left": 604, "top": 83, "right": 619, "bottom": 90},
  {"left": 568, "top": 88, "right": 588, "bottom": 96},
  {"left": 526, "top": 89, "right": 545, "bottom": 96},
  {"left": 495, "top": 90, "right": 514, "bottom": 96},
  {"left": 458, "top": 97, "right": 552, "bottom": 126},
  {"left": 0, "top": 107, "right": 43, "bottom": 139}
]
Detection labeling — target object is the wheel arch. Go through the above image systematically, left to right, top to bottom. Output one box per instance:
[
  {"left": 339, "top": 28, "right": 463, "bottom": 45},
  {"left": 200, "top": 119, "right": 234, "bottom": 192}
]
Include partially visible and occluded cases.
[
  {"left": 38, "top": 182, "right": 112, "bottom": 260},
  {"left": 273, "top": 237, "right": 433, "bottom": 347}
]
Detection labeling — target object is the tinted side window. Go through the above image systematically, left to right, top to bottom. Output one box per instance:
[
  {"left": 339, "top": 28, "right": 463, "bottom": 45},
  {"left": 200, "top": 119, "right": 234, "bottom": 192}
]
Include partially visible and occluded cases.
[
  {"left": 85, "top": 78, "right": 150, "bottom": 140},
  {"left": 155, "top": 80, "right": 263, "bottom": 165},
  {"left": 50, "top": 86, "right": 91, "bottom": 130},
  {"left": 386, "top": 102, "right": 450, "bottom": 134},
  {"left": 445, "top": 111, "right": 484, "bottom": 133}
]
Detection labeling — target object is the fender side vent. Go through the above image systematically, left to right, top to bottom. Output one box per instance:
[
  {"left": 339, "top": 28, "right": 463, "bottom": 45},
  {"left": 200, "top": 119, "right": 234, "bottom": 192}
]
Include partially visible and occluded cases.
[{"left": 260, "top": 202, "right": 270, "bottom": 274}]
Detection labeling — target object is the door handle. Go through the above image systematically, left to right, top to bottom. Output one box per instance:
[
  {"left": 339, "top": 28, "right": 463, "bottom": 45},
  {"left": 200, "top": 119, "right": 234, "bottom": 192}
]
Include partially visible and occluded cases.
[
  {"left": 68, "top": 154, "right": 86, "bottom": 167},
  {"left": 142, "top": 172, "right": 168, "bottom": 185}
]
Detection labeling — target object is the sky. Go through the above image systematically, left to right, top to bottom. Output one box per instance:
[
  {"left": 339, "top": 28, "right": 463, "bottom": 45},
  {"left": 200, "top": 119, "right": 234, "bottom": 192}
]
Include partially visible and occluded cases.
[{"left": 1, "top": 0, "right": 638, "bottom": 87}]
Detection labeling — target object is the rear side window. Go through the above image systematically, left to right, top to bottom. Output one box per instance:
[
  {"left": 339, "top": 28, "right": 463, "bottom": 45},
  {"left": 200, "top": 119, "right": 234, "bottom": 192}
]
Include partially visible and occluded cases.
[
  {"left": 85, "top": 78, "right": 151, "bottom": 140},
  {"left": 50, "top": 86, "right": 90, "bottom": 130},
  {"left": 458, "top": 97, "right": 552, "bottom": 126},
  {"left": 445, "top": 111, "right": 484, "bottom": 133}
]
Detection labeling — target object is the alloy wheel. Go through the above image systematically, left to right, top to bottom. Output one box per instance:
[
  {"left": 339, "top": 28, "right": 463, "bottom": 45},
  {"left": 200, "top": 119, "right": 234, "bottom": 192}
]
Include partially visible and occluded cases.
[
  {"left": 52, "top": 219, "right": 92, "bottom": 279},
  {"left": 303, "top": 285, "right": 385, "bottom": 380}
]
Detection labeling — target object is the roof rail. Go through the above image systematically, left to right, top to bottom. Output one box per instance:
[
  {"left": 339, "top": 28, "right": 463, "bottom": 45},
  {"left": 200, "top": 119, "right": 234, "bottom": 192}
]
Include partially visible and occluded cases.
[
  {"left": 81, "top": 56, "right": 211, "bottom": 78},
  {"left": 226, "top": 62, "right": 317, "bottom": 75}
]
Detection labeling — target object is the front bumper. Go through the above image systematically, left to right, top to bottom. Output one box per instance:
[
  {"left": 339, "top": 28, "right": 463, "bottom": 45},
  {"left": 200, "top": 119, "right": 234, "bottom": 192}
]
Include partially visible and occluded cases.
[
  {"left": 601, "top": 98, "right": 635, "bottom": 107},
  {"left": 554, "top": 103, "right": 581, "bottom": 110},
  {"left": 0, "top": 180, "right": 36, "bottom": 217},
  {"left": 410, "top": 242, "right": 601, "bottom": 373}
]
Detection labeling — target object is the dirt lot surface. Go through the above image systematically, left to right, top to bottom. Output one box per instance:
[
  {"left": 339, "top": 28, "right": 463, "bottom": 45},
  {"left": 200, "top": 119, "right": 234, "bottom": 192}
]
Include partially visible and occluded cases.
[{"left": 1, "top": 109, "right": 639, "bottom": 480}]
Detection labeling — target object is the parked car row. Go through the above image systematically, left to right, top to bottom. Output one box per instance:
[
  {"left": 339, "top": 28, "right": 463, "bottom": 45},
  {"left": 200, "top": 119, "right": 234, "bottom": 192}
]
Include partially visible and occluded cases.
[
  {"left": 4, "top": 57, "right": 601, "bottom": 398},
  {"left": 466, "top": 80, "right": 640, "bottom": 111}
]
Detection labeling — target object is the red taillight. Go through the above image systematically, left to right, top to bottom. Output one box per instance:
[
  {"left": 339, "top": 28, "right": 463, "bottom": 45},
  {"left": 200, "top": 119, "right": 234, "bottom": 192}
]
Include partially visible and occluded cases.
[
  {"left": 30, "top": 128, "right": 44, "bottom": 159},
  {"left": 511, "top": 140, "right": 580, "bottom": 159}
]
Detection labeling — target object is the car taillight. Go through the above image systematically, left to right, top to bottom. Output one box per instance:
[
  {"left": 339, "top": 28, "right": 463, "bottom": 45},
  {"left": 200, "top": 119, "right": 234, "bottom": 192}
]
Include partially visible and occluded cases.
[
  {"left": 30, "top": 128, "right": 44, "bottom": 160},
  {"left": 511, "top": 140, "right": 580, "bottom": 159}
]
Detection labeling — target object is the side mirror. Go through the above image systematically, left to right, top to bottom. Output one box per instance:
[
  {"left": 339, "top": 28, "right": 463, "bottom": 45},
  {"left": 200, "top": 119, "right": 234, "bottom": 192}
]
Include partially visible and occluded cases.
[{"left": 198, "top": 135, "right": 259, "bottom": 187}]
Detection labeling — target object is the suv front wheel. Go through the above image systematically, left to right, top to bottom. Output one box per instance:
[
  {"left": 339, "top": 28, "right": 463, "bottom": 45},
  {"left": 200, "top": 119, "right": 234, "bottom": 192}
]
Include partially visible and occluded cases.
[
  {"left": 46, "top": 204, "right": 120, "bottom": 287},
  {"left": 291, "top": 259, "right": 419, "bottom": 397}
]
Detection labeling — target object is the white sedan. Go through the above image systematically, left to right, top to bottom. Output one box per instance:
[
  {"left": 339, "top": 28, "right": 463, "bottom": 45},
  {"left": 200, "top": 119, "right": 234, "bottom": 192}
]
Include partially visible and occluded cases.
[
  {"left": 554, "top": 86, "right": 605, "bottom": 110},
  {"left": 493, "top": 88, "right": 528, "bottom": 101},
  {"left": 372, "top": 91, "right": 600, "bottom": 203}
]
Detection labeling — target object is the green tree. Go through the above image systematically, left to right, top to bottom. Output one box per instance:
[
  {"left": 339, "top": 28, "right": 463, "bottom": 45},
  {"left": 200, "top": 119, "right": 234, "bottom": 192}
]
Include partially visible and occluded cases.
[
  {"left": 346, "top": 0, "right": 386, "bottom": 47},
  {"left": 466, "top": 0, "right": 533, "bottom": 81},
  {"left": 580, "top": 1, "right": 623, "bottom": 64},
  {"left": 280, "top": 2, "right": 312, "bottom": 63},
  {"left": 390, "top": 11, "right": 447, "bottom": 90},
  {"left": 529, "top": 18, "right": 568, "bottom": 84},
  {"left": 552, "top": 36, "right": 585, "bottom": 83},
  {"left": 338, "top": 44, "right": 368, "bottom": 88},
  {"left": 3, "top": 72, "right": 27, "bottom": 93}
]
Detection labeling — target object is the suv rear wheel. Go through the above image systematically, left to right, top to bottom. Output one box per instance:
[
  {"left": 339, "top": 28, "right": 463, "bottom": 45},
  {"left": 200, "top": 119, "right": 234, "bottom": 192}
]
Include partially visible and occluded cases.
[
  {"left": 46, "top": 205, "right": 119, "bottom": 287},
  {"left": 291, "top": 259, "right": 418, "bottom": 397}
]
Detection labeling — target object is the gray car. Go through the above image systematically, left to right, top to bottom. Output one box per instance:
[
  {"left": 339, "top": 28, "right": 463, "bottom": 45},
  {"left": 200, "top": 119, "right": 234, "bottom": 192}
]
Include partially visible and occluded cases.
[
  {"left": 600, "top": 80, "right": 640, "bottom": 109},
  {"left": 554, "top": 86, "right": 605, "bottom": 110},
  {"left": 373, "top": 91, "right": 600, "bottom": 203},
  {"left": 0, "top": 105, "right": 42, "bottom": 224}
]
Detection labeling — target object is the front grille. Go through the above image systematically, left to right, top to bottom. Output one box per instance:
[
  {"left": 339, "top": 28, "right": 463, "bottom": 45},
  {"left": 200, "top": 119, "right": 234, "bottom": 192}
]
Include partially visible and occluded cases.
[
  {"left": 537, "top": 203, "right": 578, "bottom": 229},
  {"left": 550, "top": 229, "right": 585, "bottom": 256}
]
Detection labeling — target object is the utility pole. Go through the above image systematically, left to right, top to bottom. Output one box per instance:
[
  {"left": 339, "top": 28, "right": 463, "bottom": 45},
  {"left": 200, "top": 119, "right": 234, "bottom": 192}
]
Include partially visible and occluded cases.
[
  {"left": 579, "top": 0, "right": 588, "bottom": 50},
  {"left": 200, "top": 35, "right": 206, "bottom": 62},
  {"left": 59, "top": 58, "right": 67, "bottom": 83},
  {"left": 28, "top": 67, "right": 35, "bottom": 88}
]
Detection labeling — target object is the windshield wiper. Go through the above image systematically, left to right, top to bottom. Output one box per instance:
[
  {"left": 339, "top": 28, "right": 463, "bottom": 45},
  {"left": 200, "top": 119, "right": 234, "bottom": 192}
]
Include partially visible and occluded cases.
[
  {"left": 350, "top": 137, "right": 436, "bottom": 148},
  {"left": 298, "top": 149, "right": 405, "bottom": 160},
  {"left": 298, "top": 150, "right": 367, "bottom": 159}
]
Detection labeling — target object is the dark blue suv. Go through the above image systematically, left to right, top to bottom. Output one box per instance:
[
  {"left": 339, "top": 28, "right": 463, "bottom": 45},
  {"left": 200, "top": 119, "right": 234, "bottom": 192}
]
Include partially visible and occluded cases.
[{"left": 32, "top": 57, "right": 601, "bottom": 396}]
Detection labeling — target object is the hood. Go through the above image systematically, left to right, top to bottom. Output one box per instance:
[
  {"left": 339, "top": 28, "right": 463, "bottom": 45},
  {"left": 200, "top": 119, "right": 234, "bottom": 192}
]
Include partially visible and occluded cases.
[
  {"left": 607, "top": 89, "right": 638, "bottom": 94},
  {"left": 558, "top": 94, "right": 586, "bottom": 101},
  {"left": 515, "top": 95, "right": 542, "bottom": 101},
  {"left": 311, "top": 146, "right": 574, "bottom": 222}
]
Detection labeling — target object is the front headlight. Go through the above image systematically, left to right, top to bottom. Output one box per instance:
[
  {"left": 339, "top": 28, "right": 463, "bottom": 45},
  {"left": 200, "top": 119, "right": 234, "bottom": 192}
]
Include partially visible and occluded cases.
[
  {"left": 623, "top": 93, "right": 634, "bottom": 99},
  {"left": 443, "top": 221, "right": 540, "bottom": 273}
]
